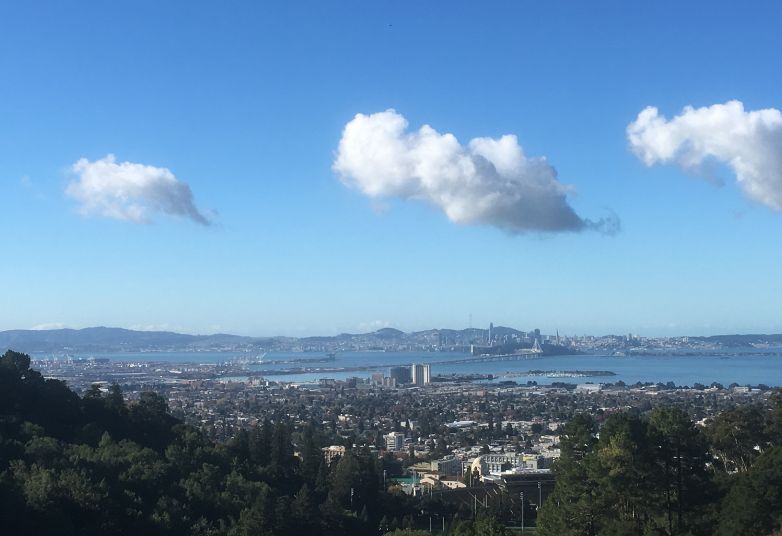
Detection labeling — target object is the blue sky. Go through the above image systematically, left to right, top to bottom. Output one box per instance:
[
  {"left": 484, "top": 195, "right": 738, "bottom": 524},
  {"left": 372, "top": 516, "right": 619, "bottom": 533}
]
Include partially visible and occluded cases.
[{"left": 2, "top": 1, "right": 782, "bottom": 337}]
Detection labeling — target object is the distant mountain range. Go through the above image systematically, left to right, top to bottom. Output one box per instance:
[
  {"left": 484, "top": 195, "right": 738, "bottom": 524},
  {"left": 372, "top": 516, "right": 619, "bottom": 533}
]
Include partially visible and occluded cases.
[
  {"left": 0, "top": 325, "right": 523, "bottom": 353},
  {"left": 1, "top": 326, "right": 781, "bottom": 354},
  {"left": 0, "top": 327, "right": 256, "bottom": 352},
  {"left": 697, "top": 333, "right": 782, "bottom": 346}
]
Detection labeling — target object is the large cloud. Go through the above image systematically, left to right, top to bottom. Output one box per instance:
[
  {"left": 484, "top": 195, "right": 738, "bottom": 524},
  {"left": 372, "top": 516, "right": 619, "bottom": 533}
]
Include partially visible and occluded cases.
[
  {"left": 628, "top": 100, "right": 782, "bottom": 211},
  {"left": 333, "top": 110, "right": 616, "bottom": 234},
  {"left": 66, "top": 154, "right": 210, "bottom": 225}
]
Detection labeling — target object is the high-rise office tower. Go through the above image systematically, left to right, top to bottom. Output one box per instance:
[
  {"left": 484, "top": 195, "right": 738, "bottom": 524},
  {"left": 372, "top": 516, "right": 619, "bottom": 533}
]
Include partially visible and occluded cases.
[
  {"left": 411, "top": 363, "right": 431, "bottom": 386},
  {"left": 390, "top": 366, "right": 412, "bottom": 385},
  {"left": 384, "top": 432, "right": 405, "bottom": 451}
]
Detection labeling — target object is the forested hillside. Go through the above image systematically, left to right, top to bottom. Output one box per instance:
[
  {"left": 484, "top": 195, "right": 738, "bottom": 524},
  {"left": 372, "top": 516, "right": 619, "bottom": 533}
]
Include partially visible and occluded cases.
[
  {"left": 2, "top": 348, "right": 781, "bottom": 535},
  {"left": 0, "top": 350, "right": 427, "bottom": 535},
  {"left": 537, "top": 393, "right": 782, "bottom": 535}
]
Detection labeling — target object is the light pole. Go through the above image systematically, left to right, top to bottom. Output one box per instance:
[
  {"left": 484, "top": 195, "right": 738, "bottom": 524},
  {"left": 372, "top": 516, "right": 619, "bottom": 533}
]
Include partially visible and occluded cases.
[
  {"left": 538, "top": 481, "right": 542, "bottom": 508},
  {"left": 520, "top": 491, "right": 525, "bottom": 533}
]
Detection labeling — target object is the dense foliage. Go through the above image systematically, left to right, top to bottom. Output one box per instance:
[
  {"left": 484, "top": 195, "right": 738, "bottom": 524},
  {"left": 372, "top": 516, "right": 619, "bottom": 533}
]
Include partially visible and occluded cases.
[
  {"left": 0, "top": 350, "right": 430, "bottom": 535},
  {"left": 0, "top": 350, "right": 519, "bottom": 535},
  {"left": 537, "top": 393, "right": 782, "bottom": 535}
]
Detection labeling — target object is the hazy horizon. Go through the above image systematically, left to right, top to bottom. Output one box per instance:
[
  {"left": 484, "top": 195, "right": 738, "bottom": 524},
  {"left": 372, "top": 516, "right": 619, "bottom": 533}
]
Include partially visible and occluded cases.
[{"left": 4, "top": 323, "right": 782, "bottom": 341}]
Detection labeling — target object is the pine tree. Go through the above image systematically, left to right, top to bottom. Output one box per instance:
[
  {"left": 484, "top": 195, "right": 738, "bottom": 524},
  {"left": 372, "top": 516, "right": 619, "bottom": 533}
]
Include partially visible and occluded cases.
[
  {"left": 648, "top": 406, "right": 713, "bottom": 534},
  {"left": 536, "top": 414, "right": 598, "bottom": 536},
  {"left": 299, "top": 425, "right": 322, "bottom": 485},
  {"left": 717, "top": 446, "right": 782, "bottom": 536},
  {"left": 315, "top": 458, "right": 331, "bottom": 498}
]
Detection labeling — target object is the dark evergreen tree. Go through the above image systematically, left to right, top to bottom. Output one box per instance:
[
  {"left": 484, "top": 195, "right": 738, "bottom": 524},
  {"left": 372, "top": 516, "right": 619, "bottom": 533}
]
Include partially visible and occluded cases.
[
  {"left": 537, "top": 413, "right": 599, "bottom": 536},
  {"left": 716, "top": 446, "right": 782, "bottom": 535}
]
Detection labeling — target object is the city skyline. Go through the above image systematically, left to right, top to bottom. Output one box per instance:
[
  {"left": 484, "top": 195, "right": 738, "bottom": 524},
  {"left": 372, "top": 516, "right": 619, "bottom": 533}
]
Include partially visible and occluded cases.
[
  {"left": 3, "top": 2, "right": 782, "bottom": 336},
  {"left": 2, "top": 322, "right": 779, "bottom": 352}
]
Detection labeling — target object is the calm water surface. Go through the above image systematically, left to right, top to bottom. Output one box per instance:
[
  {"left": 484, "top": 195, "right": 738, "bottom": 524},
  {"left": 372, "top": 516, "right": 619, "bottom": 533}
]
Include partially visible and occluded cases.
[{"left": 36, "top": 349, "right": 782, "bottom": 386}]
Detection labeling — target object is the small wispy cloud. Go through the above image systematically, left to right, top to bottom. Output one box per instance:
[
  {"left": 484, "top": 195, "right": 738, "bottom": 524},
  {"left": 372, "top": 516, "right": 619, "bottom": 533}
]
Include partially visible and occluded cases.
[
  {"left": 628, "top": 100, "right": 782, "bottom": 211},
  {"left": 333, "top": 109, "right": 618, "bottom": 235},
  {"left": 66, "top": 154, "right": 210, "bottom": 225},
  {"left": 357, "top": 320, "right": 391, "bottom": 332},
  {"left": 30, "top": 323, "right": 67, "bottom": 330},
  {"left": 128, "top": 323, "right": 184, "bottom": 332}
]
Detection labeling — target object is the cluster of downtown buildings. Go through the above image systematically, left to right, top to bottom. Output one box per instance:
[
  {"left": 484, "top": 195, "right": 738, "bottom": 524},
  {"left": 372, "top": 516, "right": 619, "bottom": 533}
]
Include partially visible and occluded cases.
[
  {"left": 371, "top": 363, "right": 431, "bottom": 388},
  {"left": 373, "top": 426, "right": 555, "bottom": 495}
]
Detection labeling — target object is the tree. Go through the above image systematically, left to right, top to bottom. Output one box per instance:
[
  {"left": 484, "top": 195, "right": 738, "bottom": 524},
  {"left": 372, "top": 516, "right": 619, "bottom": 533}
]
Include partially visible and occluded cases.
[
  {"left": 0, "top": 349, "right": 32, "bottom": 375},
  {"left": 84, "top": 384, "right": 102, "bottom": 399},
  {"left": 105, "top": 384, "right": 126, "bottom": 414},
  {"left": 767, "top": 390, "right": 782, "bottom": 445},
  {"left": 128, "top": 391, "right": 176, "bottom": 451},
  {"left": 706, "top": 405, "right": 768, "bottom": 472},
  {"left": 648, "top": 406, "right": 713, "bottom": 535},
  {"left": 539, "top": 409, "right": 726, "bottom": 536},
  {"left": 589, "top": 413, "right": 658, "bottom": 533},
  {"left": 537, "top": 414, "right": 599, "bottom": 536},
  {"left": 249, "top": 419, "right": 271, "bottom": 466},
  {"left": 270, "top": 420, "right": 296, "bottom": 478},
  {"left": 299, "top": 425, "right": 322, "bottom": 485},
  {"left": 717, "top": 446, "right": 782, "bottom": 536},
  {"left": 329, "top": 453, "right": 361, "bottom": 509},
  {"left": 315, "top": 458, "right": 331, "bottom": 497},
  {"left": 230, "top": 485, "right": 276, "bottom": 536},
  {"left": 473, "top": 513, "right": 506, "bottom": 536},
  {"left": 379, "top": 515, "right": 391, "bottom": 534},
  {"left": 449, "top": 520, "right": 476, "bottom": 536}
]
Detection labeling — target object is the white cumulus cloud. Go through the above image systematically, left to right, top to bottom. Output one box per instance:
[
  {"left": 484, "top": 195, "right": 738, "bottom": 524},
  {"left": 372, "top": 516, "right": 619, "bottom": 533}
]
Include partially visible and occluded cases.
[
  {"left": 627, "top": 100, "right": 782, "bottom": 211},
  {"left": 333, "top": 109, "right": 617, "bottom": 234},
  {"left": 66, "top": 154, "right": 210, "bottom": 225}
]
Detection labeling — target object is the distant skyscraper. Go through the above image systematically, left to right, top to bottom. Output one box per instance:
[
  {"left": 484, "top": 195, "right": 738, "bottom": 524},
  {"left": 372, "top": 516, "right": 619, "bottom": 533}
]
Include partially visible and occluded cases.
[
  {"left": 488, "top": 322, "right": 494, "bottom": 346},
  {"left": 411, "top": 363, "right": 431, "bottom": 386},
  {"left": 390, "top": 366, "right": 412, "bottom": 385},
  {"left": 385, "top": 432, "right": 405, "bottom": 451}
]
